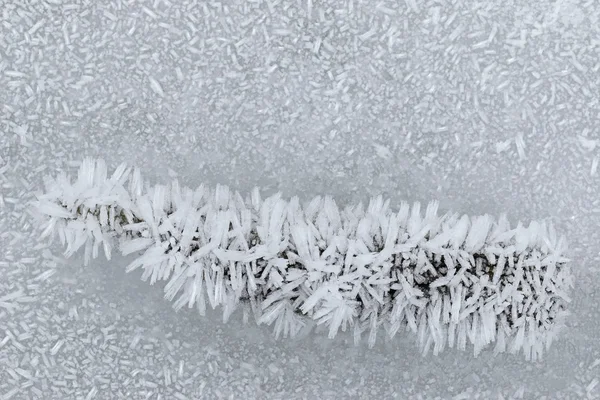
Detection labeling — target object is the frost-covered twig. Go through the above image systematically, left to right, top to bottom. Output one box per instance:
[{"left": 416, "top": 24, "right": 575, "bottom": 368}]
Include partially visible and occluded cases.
[{"left": 30, "top": 158, "right": 572, "bottom": 360}]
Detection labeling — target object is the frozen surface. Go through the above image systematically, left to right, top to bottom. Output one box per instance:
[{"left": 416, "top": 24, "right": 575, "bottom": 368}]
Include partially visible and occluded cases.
[{"left": 0, "top": 0, "right": 599, "bottom": 398}]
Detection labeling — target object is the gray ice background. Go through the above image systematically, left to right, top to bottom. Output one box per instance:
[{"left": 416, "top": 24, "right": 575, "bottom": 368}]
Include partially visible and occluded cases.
[{"left": 1, "top": 0, "right": 599, "bottom": 398}]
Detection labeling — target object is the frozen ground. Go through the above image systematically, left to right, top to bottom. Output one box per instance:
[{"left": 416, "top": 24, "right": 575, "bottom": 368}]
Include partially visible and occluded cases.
[{"left": 1, "top": 0, "right": 599, "bottom": 398}]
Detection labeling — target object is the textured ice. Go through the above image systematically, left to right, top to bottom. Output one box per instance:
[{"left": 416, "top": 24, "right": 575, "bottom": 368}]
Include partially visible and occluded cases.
[{"left": 1, "top": 0, "right": 599, "bottom": 398}]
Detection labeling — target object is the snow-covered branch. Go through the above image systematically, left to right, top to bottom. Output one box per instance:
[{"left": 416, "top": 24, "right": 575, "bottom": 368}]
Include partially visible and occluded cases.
[{"left": 30, "top": 158, "right": 573, "bottom": 360}]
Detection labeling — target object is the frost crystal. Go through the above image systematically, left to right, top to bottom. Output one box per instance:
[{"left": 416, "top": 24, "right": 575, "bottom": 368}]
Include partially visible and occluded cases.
[{"left": 30, "top": 158, "right": 573, "bottom": 360}]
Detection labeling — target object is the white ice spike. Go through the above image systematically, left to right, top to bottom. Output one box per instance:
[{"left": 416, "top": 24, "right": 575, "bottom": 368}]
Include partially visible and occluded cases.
[{"left": 30, "top": 158, "right": 573, "bottom": 361}]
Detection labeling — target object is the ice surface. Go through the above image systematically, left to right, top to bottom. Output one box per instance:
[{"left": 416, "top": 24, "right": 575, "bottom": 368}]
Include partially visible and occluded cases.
[{"left": 1, "top": 0, "right": 599, "bottom": 398}]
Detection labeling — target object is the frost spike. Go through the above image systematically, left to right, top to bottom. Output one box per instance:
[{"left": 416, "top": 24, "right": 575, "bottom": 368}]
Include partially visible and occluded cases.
[{"left": 31, "top": 158, "right": 573, "bottom": 361}]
